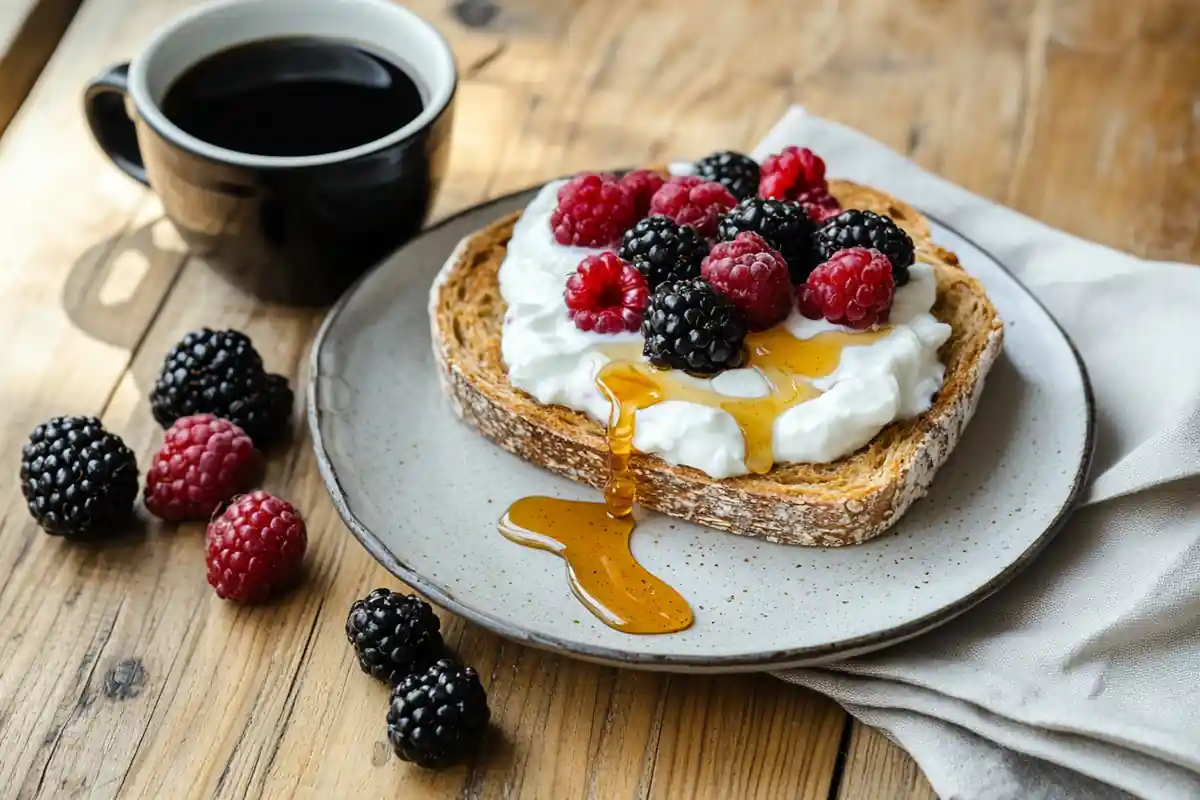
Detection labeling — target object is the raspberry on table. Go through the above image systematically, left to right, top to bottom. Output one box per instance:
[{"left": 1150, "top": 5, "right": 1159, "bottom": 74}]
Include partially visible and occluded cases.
[
  {"left": 759, "top": 146, "right": 827, "bottom": 201},
  {"left": 693, "top": 151, "right": 760, "bottom": 200},
  {"left": 618, "top": 169, "right": 666, "bottom": 218},
  {"left": 549, "top": 172, "right": 637, "bottom": 247},
  {"left": 648, "top": 176, "right": 736, "bottom": 237},
  {"left": 796, "top": 186, "right": 842, "bottom": 223},
  {"left": 717, "top": 197, "right": 820, "bottom": 284},
  {"left": 815, "top": 209, "right": 915, "bottom": 285},
  {"left": 617, "top": 216, "right": 707, "bottom": 290},
  {"left": 701, "top": 232, "right": 792, "bottom": 331},
  {"left": 799, "top": 247, "right": 895, "bottom": 330},
  {"left": 564, "top": 252, "right": 649, "bottom": 334},
  {"left": 642, "top": 277, "right": 747, "bottom": 374},
  {"left": 144, "top": 414, "right": 260, "bottom": 521},
  {"left": 205, "top": 490, "right": 307, "bottom": 603},
  {"left": 346, "top": 588, "right": 443, "bottom": 684},
  {"left": 387, "top": 658, "right": 490, "bottom": 769}
]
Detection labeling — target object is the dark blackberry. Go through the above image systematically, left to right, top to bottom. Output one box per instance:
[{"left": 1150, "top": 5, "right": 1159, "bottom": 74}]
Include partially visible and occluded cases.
[
  {"left": 693, "top": 150, "right": 760, "bottom": 200},
  {"left": 717, "top": 198, "right": 820, "bottom": 283},
  {"left": 815, "top": 209, "right": 915, "bottom": 286},
  {"left": 618, "top": 217, "right": 706, "bottom": 289},
  {"left": 641, "top": 278, "right": 747, "bottom": 374},
  {"left": 149, "top": 328, "right": 293, "bottom": 447},
  {"left": 19, "top": 416, "right": 138, "bottom": 539},
  {"left": 346, "top": 588, "right": 443, "bottom": 684},
  {"left": 387, "top": 658, "right": 491, "bottom": 769}
]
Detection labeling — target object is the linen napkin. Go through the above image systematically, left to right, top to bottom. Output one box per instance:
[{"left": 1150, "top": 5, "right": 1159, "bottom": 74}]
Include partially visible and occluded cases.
[{"left": 759, "top": 108, "right": 1200, "bottom": 800}]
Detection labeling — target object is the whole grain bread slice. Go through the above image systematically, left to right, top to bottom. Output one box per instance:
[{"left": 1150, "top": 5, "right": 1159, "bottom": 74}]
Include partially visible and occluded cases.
[{"left": 430, "top": 179, "right": 1003, "bottom": 546}]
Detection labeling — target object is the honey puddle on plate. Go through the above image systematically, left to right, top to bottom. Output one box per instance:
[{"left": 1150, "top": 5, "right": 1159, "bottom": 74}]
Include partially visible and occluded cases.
[{"left": 499, "top": 327, "right": 890, "bottom": 635}]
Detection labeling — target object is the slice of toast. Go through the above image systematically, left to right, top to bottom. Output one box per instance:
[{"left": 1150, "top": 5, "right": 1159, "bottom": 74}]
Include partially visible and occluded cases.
[{"left": 430, "top": 179, "right": 1003, "bottom": 546}]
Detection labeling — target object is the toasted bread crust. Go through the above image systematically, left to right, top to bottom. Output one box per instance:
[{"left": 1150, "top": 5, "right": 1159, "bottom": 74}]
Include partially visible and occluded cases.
[{"left": 430, "top": 180, "right": 1003, "bottom": 546}]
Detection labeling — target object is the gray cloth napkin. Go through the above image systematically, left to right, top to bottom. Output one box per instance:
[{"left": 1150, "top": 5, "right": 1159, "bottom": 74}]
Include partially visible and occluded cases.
[{"left": 757, "top": 108, "right": 1200, "bottom": 800}]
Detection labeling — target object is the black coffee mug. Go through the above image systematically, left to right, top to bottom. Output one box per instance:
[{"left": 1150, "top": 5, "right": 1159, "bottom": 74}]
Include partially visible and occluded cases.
[{"left": 84, "top": 0, "right": 456, "bottom": 305}]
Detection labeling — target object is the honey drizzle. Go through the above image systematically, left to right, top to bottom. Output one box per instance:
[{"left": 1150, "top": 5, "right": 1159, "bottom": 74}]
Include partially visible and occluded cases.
[{"left": 499, "top": 327, "right": 890, "bottom": 636}]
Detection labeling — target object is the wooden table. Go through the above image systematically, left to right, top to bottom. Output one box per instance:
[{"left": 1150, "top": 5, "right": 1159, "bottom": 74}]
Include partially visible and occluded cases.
[{"left": 0, "top": 1, "right": 1195, "bottom": 797}]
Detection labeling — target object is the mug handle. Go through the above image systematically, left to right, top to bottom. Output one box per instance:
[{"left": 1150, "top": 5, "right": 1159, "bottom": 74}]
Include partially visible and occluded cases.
[{"left": 83, "top": 62, "right": 149, "bottom": 186}]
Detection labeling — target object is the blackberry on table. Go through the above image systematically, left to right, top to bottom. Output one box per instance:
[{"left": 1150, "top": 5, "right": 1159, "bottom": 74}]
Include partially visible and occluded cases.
[
  {"left": 693, "top": 151, "right": 760, "bottom": 200},
  {"left": 717, "top": 197, "right": 820, "bottom": 283},
  {"left": 815, "top": 209, "right": 915, "bottom": 286},
  {"left": 618, "top": 216, "right": 706, "bottom": 290},
  {"left": 641, "top": 277, "right": 747, "bottom": 375},
  {"left": 149, "top": 328, "right": 293, "bottom": 447},
  {"left": 19, "top": 416, "right": 138, "bottom": 539},
  {"left": 346, "top": 589, "right": 444, "bottom": 684},
  {"left": 387, "top": 658, "right": 491, "bottom": 769}
]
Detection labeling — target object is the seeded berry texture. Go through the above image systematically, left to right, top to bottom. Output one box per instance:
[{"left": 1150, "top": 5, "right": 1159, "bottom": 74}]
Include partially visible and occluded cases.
[
  {"left": 759, "top": 146, "right": 827, "bottom": 201},
  {"left": 693, "top": 151, "right": 760, "bottom": 200},
  {"left": 618, "top": 169, "right": 666, "bottom": 217},
  {"left": 549, "top": 172, "right": 637, "bottom": 247},
  {"left": 649, "top": 176, "right": 736, "bottom": 237},
  {"left": 796, "top": 186, "right": 842, "bottom": 223},
  {"left": 717, "top": 197, "right": 820, "bottom": 283},
  {"left": 815, "top": 209, "right": 915, "bottom": 285},
  {"left": 617, "top": 216, "right": 706, "bottom": 290},
  {"left": 701, "top": 233, "right": 792, "bottom": 330},
  {"left": 799, "top": 247, "right": 895, "bottom": 330},
  {"left": 564, "top": 252, "right": 649, "bottom": 333},
  {"left": 642, "top": 278, "right": 748, "bottom": 374},
  {"left": 150, "top": 328, "right": 293, "bottom": 448},
  {"left": 144, "top": 414, "right": 259, "bottom": 521},
  {"left": 20, "top": 416, "right": 138, "bottom": 539},
  {"left": 205, "top": 491, "right": 307, "bottom": 602},
  {"left": 346, "top": 588, "right": 443, "bottom": 684},
  {"left": 387, "top": 659, "right": 491, "bottom": 769}
]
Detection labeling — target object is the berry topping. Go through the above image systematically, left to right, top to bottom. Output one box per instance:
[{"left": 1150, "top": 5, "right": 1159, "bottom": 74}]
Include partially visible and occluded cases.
[
  {"left": 759, "top": 146, "right": 827, "bottom": 201},
  {"left": 693, "top": 151, "right": 761, "bottom": 200},
  {"left": 618, "top": 169, "right": 666, "bottom": 217},
  {"left": 549, "top": 172, "right": 637, "bottom": 247},
  {"left": 648, "top": 176, "right": 736, "bottom": 237},
  {"left": 796, "top": 186, "right": 842, "bottom": 223},
  {"left": 717, "top": 197, "right": 820, "bottom": 283},
  {"left": 815, "top": 209, "right": 915, "bottom": 286},
  {"left": 617, "top": 216, "right": 706, "bottom": 290},
  {"left": 701, "top": 233, "right": 792, "bottom": 331},
  {"left": 799, "top": 247, "right": 895, "bottom": 330},
  {"left": 564, "top": 252, "right": 649, "bottom": 334},
  {"left": 642, "top": 277, "right": 747, "bottom": 374},
  {"left": 150, "top": 328, "right": 293, "bottom": 448},
  {"left": 144, "top": 414, "right": 260, "bottom": 521},
  {"left": 19, "top": 416, "right": 138, "bottom": 539},
  {"left": 205, "top": 490, "right": 307, "bottom": 603},
  {"left": 346, "top": 588, "right": 443, "bottom": 684},
  {"left": 387, "top": 658, "right": 491, "bottom": 769}
]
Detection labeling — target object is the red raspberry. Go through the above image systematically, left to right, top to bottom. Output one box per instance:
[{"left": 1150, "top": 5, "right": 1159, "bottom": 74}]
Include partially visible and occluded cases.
[
  {"left": 759, "top": 146, "right": 827, "bottom": 201},
  {"left": 619, "top": 169, "right": 666, "bottom": 218},
  {"left": 550, "top": 173, "right": 637, "bottom": 247},
  {"left": 648, "top": 176, "right": 736, "bottom": 237},
  {"left": 796, "top": 186, "right": 842, "bottom": 223},
  {"left": 700, "top": 233, "right": 792, "bottom": 330},
  {"left": 799, "top": 248, "right": 895, "bottom": 330},
  {"left": 564, "top": 252, "right": 649, "bottom": 334},
  {"left": 144, "top": 414, "right": 259, "bottom": 521},
  {"left": 205, "top": 490, "right": 307, "bottom": 603}
]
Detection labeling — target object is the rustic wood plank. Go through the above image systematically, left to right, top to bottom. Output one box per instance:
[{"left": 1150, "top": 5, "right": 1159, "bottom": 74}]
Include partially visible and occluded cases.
[
  {"left": 0, "top": 0, "right": 82, "bottom": 137},
  {"left": 837, "top": 725, "right": 937, "bottom": 800}
]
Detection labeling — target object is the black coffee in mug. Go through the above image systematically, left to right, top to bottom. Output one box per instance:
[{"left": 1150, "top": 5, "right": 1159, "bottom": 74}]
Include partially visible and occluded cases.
[
  {"left": 83, "top": 0, "right": 457, "bottom": 305},
  {"left": 161, "top": 38, "right": 425, "bottom": 158}
]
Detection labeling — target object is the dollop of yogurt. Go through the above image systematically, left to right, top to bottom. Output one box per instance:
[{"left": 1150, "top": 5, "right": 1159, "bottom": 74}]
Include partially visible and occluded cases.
[{"left": 493, "top": 180, "right": 952, "bottom": 479}]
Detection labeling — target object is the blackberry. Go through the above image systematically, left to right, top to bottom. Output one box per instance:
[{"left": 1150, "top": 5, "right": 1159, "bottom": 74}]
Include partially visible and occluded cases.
[
  {"left": 693, "top": 150, "right": 760, "bottom": 200},
  {"left": 717, "top": 198, "right": 820, "bottom": 283},
  {"left": 815, "top": 209, "right": 915, "bottom": 286},
  {"left": 618, "top": 217, "right": 706, "bottom": 289},
  {"left": 641, "top": 278, "right": 747, "bottom": 374},
  {"left": 150, "top": 328, "right": 293, "bottom": 447},
  {"left": 19, "top": 416, "right": 138, "bottom": 539},
  {"left": 346, "top": 589, "right": 443, "bottom": 684},
  {"left": 387, "top": 658, "right": 491, "bottom": 769}
]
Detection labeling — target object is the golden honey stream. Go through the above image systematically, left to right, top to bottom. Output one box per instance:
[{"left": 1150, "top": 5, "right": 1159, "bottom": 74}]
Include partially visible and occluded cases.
[{"left": 499, "top": 327, "right": 890, "bottom": 635}]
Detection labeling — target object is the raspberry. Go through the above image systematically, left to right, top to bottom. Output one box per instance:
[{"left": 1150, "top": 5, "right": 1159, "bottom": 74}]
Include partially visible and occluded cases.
[
  {"left": 759, "top": 146, "right": 827, "bottom": 201},
  {"left": 618, "top": 170, "right": 665, "bottom": 218},
  {"left": 549, "top": 173, "right": 637, "bottom": 247},
  {"left": 648, "top": 176, "right": 735, "bottom": 237},
  {"left": 796, "top": 186, "right": 842, "bottom": 223},
  {"left": 815, "top": 209, "right": 915, "bottom": 286},
  {"left": 700, "top": 233, "right": 792, "bottom": 330},
  {"left": 799, "top": 248, "right": 895, "bottom": 330},
  {"left": 564, "top": 252, "right": 649, "bottom": 334},
  {"left": 144, "top": 414, "right": 260, "bottom": 521},
  {"left": 206, "top": 491, "right": 307, "bottom": 603}
]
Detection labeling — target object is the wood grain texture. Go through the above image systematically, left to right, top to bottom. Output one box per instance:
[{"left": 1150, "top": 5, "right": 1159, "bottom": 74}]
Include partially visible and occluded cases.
[
  {"left": 0, "top": 0, "right": 1196, "bottom": 798},
  {"left": 0, "top": 0, "right": 82, "bottom": 137}
]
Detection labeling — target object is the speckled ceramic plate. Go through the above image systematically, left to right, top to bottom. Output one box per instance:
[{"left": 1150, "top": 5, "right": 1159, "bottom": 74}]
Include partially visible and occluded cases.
[{"left": 308, "top": 188, "right": 1093, "bottom": 672}]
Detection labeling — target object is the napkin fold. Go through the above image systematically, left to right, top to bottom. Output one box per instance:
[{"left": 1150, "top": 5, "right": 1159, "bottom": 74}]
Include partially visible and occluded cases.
[{"left": 760, "top": 108, "right": 1200, "bottom": 800}]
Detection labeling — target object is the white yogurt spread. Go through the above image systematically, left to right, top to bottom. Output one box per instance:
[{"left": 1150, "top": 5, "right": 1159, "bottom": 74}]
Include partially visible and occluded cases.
[{"left": 496, "top": 180, "right": 952, "bottom": 479}]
